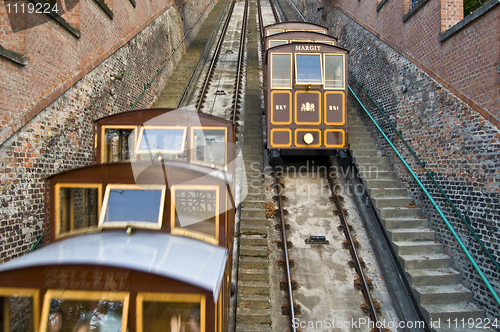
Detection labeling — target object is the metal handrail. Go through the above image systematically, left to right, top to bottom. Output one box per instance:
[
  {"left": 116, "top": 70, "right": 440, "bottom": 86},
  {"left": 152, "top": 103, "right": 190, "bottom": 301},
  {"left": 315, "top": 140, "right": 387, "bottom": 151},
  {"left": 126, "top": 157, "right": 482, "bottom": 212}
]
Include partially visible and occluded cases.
[
  {"left": 130, "top": 0, "right": 215, "bottom": 110},
  {"left": 349, "top": 74, "right": 500, "bottom": 274},
  {"left": 349, "top": 84, "right": 500, "bottom": 308}
]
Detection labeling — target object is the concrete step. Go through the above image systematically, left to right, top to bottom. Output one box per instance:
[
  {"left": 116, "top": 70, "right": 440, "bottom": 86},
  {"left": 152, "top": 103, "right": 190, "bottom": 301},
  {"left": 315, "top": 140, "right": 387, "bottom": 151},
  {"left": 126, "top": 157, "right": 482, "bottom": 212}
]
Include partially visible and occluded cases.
[
  {"left": 349, "top": 131, "right": 372, "bottom": 138},
  {"left": 349, "top": 141, "right": 379, "bottom": 150},
  {"left": 350, "top": 148, "right": 384, "bottom": 157},
  {"left": 354, "top": 155, "right": 391, "bottom": 164},
  {"left": 357, "top": 162, "right": 393, "bottom": 172},
  {"left": 360, "top": 170, "right": 398, "bottom": 179},
  {"left": 364, "top": 178, "right": 403, "bottom": 189},
  {"left": 368, "top": 188, "right": 409, "bottom": 198},
  {"left": 244, "top": 192, "right": 267, "bottom": 200},
  {"left": 371, "top": 196, "right": 415, "bottom": 208},
  {"left": 241, "top": 201, "right": 266, "bottom": 209},
  {"left": 377, "top": 206, "right": 422, "bottom": 219},
  {"left": 241, "top": 208, "right": 266, "bottom": 218},
  {"left": 240, "top": 217, "right": 268, "bottom": 226},
  {"left": 381, "top": 217, "right": 429, "bottom": 230},
  {"left": 387, "top": 228, "right": 435, "bottom": 242},
  {"left": 240, "top": 235, "right": 268, "bottom": 246},
  {"left": 393, "top": 241, "right": 443, "bottom": 256},
  {"left": 240, "top": 245, "right": 268, "bottom": 257},
  {"left": 398, "top": 253, "right": 451, "bottom": 270},
  {"left": 239, "top": 257, "right": 269, "bottom": 269},
  {"left": 238, "top": 268, "right": 269, "bottom": 281},
  {"left": 405, "top": 268, "right": 461, "bottom": 286},
  {"left": 237, "top": 281, "right": 270, "bottom": 295},
  {"left": 413, "top": 284, "right": 472, "bottom": 305},
  {"left": 237, "top": 294, "right": 269, "bottom": 309},
  {"left": 420, "top": 302, "right": 483, "bottom": 326},
  {"left": 236, "top": 308, "right": 272, "bottom": 324},
  {"left": 235, "top": 323, "right": 272, "bottom": 332}
]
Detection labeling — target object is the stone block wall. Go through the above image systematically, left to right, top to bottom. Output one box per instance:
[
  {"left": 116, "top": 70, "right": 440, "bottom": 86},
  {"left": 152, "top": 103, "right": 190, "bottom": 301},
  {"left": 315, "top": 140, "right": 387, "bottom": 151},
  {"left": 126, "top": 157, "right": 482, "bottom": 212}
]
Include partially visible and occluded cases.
[
  {"left": 0, "top": 0, "right": 217, "bottom": 261},
  {"left": 294, "top": 0, "right": 499, "bottom": 321}
]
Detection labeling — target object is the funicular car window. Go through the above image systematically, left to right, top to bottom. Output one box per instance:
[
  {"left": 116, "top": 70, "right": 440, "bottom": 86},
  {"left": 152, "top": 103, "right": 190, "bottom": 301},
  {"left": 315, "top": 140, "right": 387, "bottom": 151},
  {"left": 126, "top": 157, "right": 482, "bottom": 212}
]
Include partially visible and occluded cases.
[
  {"left": 267, "top": 29, "right": 283, "bottom": 36},
  {"left": 269, "top": 40, "right": 287, "bottom": 48},
  {"left": 271, "top": 54, "right": 292, "bottom": 88},
  {"left": 295, "top": 54, "right": 323, "bottom": 85},
  {"left": 324, "top": 54, "right": 344, "bottom": 89},
  {"left": 102, "top": 126, "right": 136, "bottom": 162},
  {"left": 136, "top": 126, "right": 187, "bottom": 155},
  {"left": 191, "top": 128, "right": 227, "bottom": 169},
  {"left": 55, "top": 184, "right": 102, "bottom": 238},
  {"left": 99, "top": 184, "right": 166, "bottom": 229},
  {"left": 170, "top": 185, "right": 219, "bottom": 244},
  {"left": 0, "top": 288, "right": 39, "bottom": 332},
  {"left": 40, "top": 290, "right": 129, "bottom": 332},
  {"left": 136, "top": 293, "right": 206, "bottom": 332}
]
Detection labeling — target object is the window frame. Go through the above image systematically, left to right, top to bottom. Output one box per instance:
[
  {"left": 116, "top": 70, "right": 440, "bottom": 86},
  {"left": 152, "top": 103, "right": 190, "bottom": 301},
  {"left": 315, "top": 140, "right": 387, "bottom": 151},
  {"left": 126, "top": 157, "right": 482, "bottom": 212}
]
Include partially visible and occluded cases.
[
  {"left": 268, "top": 40, "right": 288, "bottom": 48},
  {"left": 270, "top": 52, "right": 293, "bottom": 89},
  {"left": 294, "top": 53, "right": 324, "bottom": 86},
  {"left": 323, "top": 53, "right": 346, "bottom": 90},
  {"left": 101, "top": 125, "right": 138, "bottom": 163},
  {"left": 136, "top": 126, "right": 187, "bottom": 155},
  {"left": 190, "top": 126, "right": 228, "bottom": 171},
  {"left": 54, "top": 183, "right": 103, "bottom": 239},
  {"left": 99, "top": 184, "right": 166, "bottom": 229},
  {"left": 170, "top": 184, "right": 220, "bottom": 245},
  {"left": 0, "top": 287, "right": 40, "bottom": 332},
  {"left": 39, "top": 289, "right": 130, "bottom": 332},
  {"left": 136, "top": 292, "right": 206, "bottom": 332}
]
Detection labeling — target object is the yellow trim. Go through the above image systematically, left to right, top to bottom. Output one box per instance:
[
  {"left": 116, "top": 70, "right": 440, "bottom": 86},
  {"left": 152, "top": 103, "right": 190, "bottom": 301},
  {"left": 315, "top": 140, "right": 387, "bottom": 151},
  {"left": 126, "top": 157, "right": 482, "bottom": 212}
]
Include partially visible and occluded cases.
[
  {"left": 270, "top": 53, "right": 292, "bottom": 89},
  {"left": 294, "top": 53, "right": 324, "bottom": 86},
  {"left": 323, "top": 53, "right": 346, "bottom": 90},
  {"left": 270, "top": 91, "right": 292, "bottom": 125},
  {"left": 294, "top": 91, "right": 322, "bottom": 125},
  {"left": 324, "top": 91, "right": 346, "bottom": 125},
  {"left": 101, "top": 125, "right": 137, "bottom": 163},
  {"left": 136, "top": 126, "right": 187, "bottom": 154},
  {"left": 190, "top": 126, "right": 228, "bottom": 171},
  {"left": 270, "top": 128, "right": 292, "bottom": 148},
  {"left": 295, "top": 129, "right": 322, "bottom": 147},
  {"left": 324, "top": 129, "right": 346, "bottom": 148},
  {"left": 54, "top": 183, "right": 103, "bottom": 239},
  {"left": 98, "top": 184, "right": 166, "bottom": 229},
  {"left": 170, "top": 185, "right": 220, "bottom": 245},
  {"left": 0, "top": 288, "right": 40, "bottom": 332},
  {"left": 40, "top": 290, "right": 129, "bottom": 332},
  {"left": 136, "top": 293, "right": 206, "bottom": 332}
]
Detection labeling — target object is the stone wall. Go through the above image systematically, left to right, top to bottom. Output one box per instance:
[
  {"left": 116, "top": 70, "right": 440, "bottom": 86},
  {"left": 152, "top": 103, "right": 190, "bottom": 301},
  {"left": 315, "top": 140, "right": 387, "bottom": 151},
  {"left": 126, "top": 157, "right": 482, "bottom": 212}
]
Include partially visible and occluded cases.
[
  {"left": 0, "top": 0, "right": 217, "bottom": 261},
  {"left": 296, "top": 0, "right": 499, "bottom": 320}
]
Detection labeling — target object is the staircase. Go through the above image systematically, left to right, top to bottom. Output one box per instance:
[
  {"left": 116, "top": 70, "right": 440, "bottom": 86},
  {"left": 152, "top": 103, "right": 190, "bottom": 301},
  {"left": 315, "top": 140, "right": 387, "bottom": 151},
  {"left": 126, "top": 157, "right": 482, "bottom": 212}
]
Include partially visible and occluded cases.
[{"left": 348, "top": 106, "right": 484, "bottom": 332}]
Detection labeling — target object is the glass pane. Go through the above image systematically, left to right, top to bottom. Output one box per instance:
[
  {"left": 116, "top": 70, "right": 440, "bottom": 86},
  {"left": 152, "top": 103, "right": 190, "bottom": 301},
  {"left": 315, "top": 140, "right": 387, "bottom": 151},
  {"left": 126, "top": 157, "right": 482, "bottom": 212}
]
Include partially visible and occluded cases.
[
  {"left": 267, "top": 29, "right": 283, "bottom": 36},
  {"left": 269, "top": 40, "right": 286, "bottom": 48},
  {"left": 271, "top": 54, "right": 291, "bottom": 88},
  {"left": 295, "top": 54, "right": 322, "bottom": 84},
  {"left": 325, "top": 55, "right": 344, "bottom": 88},
  {"left": 104, "top": 129, "right": 134, "bottom": 162},
  {"left": 138, "top": 129, "right": 185, "bottom": 153},
  {"left": 192, "top": 129, "right": 226, "bottom": 168},
  {"left": 59, "top": 188, "right": 99, "bottom": 234},
  {"left": 104, "top": 189, "right": 162, "bottom": 224},
  {"left": 174, "top": 189, "right": 217, "bottom": 238},
  {"left": 1, "top": 296, "right": 33, "bottom": 332},
  {"left": 46, "top": 299, "right": 123, "bottom": 332},
  {"left": 142, "top": 302, "right": 200, "bottom": 332}
]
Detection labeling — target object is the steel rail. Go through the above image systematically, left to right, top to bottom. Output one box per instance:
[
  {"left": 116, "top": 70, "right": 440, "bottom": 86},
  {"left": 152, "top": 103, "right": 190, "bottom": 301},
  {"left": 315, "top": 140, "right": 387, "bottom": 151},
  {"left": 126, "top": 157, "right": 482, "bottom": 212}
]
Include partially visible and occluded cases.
[
  {"left": 196, "top": 0, "right": 236, "bottom": 112},
  {"left": 232, "top": 0, "right": 249, "bottom": 123},
  {"left": 256, "top": 0, "right": 264, "bottom": 53},
  {"left": 269, "top": 0, "right": 280, "bottom": 23},
  {"left": 326, "top": 167, "right": 383, "bottom": 332},
  {"left": 273, "top": 172, "right": 297, "bottom": 332}
]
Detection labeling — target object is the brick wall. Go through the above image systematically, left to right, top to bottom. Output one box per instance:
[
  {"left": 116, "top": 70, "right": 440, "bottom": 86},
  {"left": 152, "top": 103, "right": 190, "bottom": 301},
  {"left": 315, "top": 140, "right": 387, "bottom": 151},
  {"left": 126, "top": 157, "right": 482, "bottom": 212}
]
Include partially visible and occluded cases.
[
  {"left": 0, "top": 0, "right": 217, "bottom": 262},
  {"left": 294, "top": 0, "right": 499, "bottom": 321}
]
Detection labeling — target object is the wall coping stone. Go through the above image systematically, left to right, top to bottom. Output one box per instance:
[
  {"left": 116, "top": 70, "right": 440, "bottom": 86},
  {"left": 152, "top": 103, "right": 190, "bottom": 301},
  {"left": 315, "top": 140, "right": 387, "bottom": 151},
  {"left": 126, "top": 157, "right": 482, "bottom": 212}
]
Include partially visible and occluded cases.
[
  {"left": 31, "top": 0, "right": 81, "bottom": 38},
  {"left": 93, "top": 0, "right": 114, "bottom": 19},
  {"left": 376, "top": 0, "right": 389, "bottom": 12},
  {"left": 403, "top": 0, "right": 431, "bottom": 22},
  {"left": 0, "top": 45, "right": 28, "bottom": 65}
]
